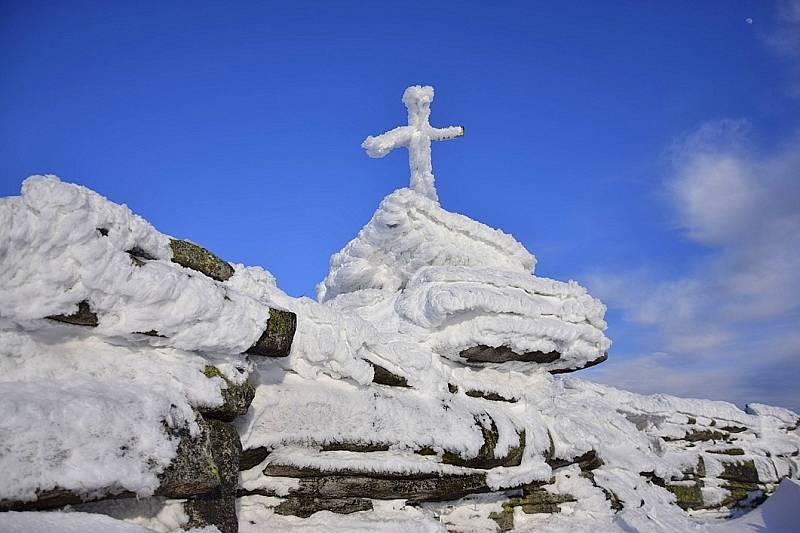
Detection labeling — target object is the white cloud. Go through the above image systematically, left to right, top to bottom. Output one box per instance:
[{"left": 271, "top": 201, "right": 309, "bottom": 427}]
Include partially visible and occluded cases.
[{"left": 586, "top": 119, "right": 800, "bottom": 410}]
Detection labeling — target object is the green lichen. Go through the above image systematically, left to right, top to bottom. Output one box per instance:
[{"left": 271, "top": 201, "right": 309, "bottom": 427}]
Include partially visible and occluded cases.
[
  {"left": 170, "top": 239, "right": 234, "bottom": 282},
  {"left": 246, "top": 309, "right": 297, "bottom": 357},
  {"left": 201, "top": 366, "right": 256, "bottom": 422},
  {"left": 683, "top": 429, "right": 728, "bottom": 442},
  {"left": 708, "top": 448, "right": 746, "bottom": 456},
  {"left": 719, "top": 459, "right": 759, "bottom": 483},
  {"left": 666, "top": 482, "right": 704, "bottom": 510},
  {"left": 502, "top": 487, "right": 576, "bottom": 514},
  {"left": 489, "top": 509, "right": 514, "bottom": 531}
]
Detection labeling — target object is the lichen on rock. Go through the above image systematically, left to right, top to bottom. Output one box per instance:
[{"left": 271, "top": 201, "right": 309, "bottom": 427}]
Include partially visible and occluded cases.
[{"left": 169, "top": 239, "right": 234, "bottom": 282}]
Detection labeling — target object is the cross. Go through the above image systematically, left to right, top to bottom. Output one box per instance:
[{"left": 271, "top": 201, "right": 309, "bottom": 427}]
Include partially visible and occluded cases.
[{"left": 362, "top": 85, "right": 464, "bottom": 203}]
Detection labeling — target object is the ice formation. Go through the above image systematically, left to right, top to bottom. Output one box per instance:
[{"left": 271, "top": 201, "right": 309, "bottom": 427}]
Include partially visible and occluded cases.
[
  {"left": 362, "top": 85, "right": 463, "bottom": 202},
  {"left": 1, "top": 86, "right": 798, "bottom": 533}
]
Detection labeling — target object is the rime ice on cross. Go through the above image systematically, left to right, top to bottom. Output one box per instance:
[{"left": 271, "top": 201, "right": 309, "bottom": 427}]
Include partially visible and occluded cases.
[{"left": 362, "top": 85, "right": 464, "bottom": 203}]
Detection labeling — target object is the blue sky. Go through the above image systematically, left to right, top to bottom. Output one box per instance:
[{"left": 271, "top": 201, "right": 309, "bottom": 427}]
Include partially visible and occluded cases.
[{"left": 2, "top": 1, "right": 798, "bottom": 410}]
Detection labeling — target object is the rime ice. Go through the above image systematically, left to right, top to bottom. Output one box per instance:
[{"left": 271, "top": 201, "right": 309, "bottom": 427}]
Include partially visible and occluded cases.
[
  {"left": 1, "top": 85, "right": 799, "bottom": 532},
  {"left": 362, "top": 85, "right": 463, "bottom": 202}
]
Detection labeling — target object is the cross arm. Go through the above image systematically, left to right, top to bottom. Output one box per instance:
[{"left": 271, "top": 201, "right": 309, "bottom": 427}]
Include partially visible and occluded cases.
[
  {"left": 428, "top": 125, "right": 464, "bottom": 141},
  {"left": 362, "top": 126, "right": 413, "bottom": 158}
]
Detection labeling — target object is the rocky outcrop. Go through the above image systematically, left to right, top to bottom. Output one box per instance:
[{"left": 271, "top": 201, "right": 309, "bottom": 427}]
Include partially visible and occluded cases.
[
  {"left": 169, "top": 239, "right": 234, "bottom": 282},
  {"left": 45, "top": 300, "right": 296, "bottom": 359},
  {"left": 46, "top": 300, "right": 99, "bottom": 327},
  {"left": 245, "top": 308, "right": 297, "bottom": 357},
  {"left": 460, "top": 345, "right": 560, "bottom": 365},
  {"left": 370, "top": 363, "right": 409, "bottom": 387},
  {"left": 200, "top": 366, "right": 256, "bottom": 422},
  {"left": 0, "top": 416, "right": 224, "bottom": 512},
  {"left": 185, "top": 419, "right": 242, "bottom": 533},
  {"left": 441, "top": 419, "right": 525, "bottom": 470},
  {"left": 251, "top": 464, "right": 490, "bottom": 503},
  {"left": 274, "top": 497, "right": 373, "bottom": 518}
]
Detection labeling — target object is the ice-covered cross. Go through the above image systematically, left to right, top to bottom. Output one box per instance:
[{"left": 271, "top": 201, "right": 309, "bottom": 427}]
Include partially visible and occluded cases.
[{"left": 362, "top": 85, "right": 464, "bottom": 203}]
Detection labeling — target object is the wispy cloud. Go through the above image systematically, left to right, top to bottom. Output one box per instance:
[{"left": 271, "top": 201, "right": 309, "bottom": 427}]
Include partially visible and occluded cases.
[
  {"left": 761, "top": 0, "right": 800, "bottom": 96},
  {"left": 585, "top": 119, "right": 800, "bottom": 411}
]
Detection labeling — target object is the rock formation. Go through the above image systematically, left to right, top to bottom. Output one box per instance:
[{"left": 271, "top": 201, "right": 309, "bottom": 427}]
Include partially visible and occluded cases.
[{"left": 0, "top": 87, "right": 798, "bottom": 532}]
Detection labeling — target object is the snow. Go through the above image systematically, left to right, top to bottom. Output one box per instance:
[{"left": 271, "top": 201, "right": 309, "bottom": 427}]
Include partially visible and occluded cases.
[
  {"left": 362, "top": 85, "right": 463, "bottom": 202},
  {"left": 2, "top": 161, "right": 798, "bottom": 533},
  {"left": 317, "top": 187, "right": 610, "bottom": 374},
  {"left": 705, "top": 479, "right": 800, "bottom": 532},
  {"left": 238, "top": 495, "right": 444, "bottom": 533},
  {"left": 0, "top": 510, "right": 219, "bottom": 533},
  {"left": 0, "top": 511, "right": 159, "bottom": 533}
]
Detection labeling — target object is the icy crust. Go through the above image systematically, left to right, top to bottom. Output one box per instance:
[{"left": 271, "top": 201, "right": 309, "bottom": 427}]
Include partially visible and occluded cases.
[
  {"left": 317, "top": 187, "right": 611, "bottom": 373},
  {"left": 317, "top": 188, "right": 536, "bottom": 301}
]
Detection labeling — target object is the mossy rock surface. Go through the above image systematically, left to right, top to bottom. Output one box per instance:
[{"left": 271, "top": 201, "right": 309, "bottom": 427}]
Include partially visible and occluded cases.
[
  {"left": 170, "top": 239, "right": 234, "bottom": 282},
  {"left": 46, "top": 300, "right": 98, "bottom": 327},
  {"left": 246, "top": 309, "right": 297, "bottom": 357},
  {"left": 201, "top": 366, "right": 255, "bottom": 422},
  {"left": 157, "top": 416, "right": 222, "bottom": 498},
  {"left": 0, "top": 417, "right": 225, "bottom": 512},
  {"left": 184, "top": 419, "right": 242, "bottom": 533},
  {"left": 676, "top": 429, "right": 728, "bottom": 442},
  {"left": 321, "top": 441, "right": 391, "bottom": 453},
  {"left": 708, "top": 448, "right": 746, "bottom": 456},
  {"left": 719, "top": 459, "right": 759, "bottom": 484},
  {"left": 256, "top": 464, "right": 489, "bottom": 502},
  {"left": 719, "top": 481, "right": 762, "bottom": 508},
  {"left": 666, "top": 482, "right": 704, "bottom": 510},
  {"left": 503, "top": 487, "right": 575, "bottom": 514},
  {"left": 274, "top": 496, "right": 373, "bottom": 518},
  {"left": 489, "top": 509, "right": 514, "bottom": 531}
]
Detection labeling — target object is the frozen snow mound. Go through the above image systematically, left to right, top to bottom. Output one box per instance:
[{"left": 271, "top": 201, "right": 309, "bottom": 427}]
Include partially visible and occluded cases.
[
  {"left": 0, "top": 175, "right": 297, "bottom": 519},
  {"left": 317, "top": 187, "right": 611, "bottom": 373}
]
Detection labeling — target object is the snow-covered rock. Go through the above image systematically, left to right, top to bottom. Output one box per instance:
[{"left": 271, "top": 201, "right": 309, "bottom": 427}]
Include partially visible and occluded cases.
[
  {"left": 1, "top": 88, "right": 798, "bottom": 532},
  {"left": 318, "top": 187, "right": 611, "bottom": 374}
]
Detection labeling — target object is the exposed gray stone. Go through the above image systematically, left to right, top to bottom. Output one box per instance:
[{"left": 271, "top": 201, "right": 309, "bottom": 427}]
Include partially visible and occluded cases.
[
  {"left": 170, "top": 239, "right": 234, "bottom": 282},
  {"left": 46, "top": 301, "right": 98, "bottom": 327},
  {"left": 245, "top": 309, "right": 297, "bottom": 357},
  {"left": 460, "top": 345, "right": 560, "bottom": 364},
  {"left": 549, "top": 353, "right": 608, "bottom": 374},
  {"left": 370, "top": 363, "right": 409, "bottom": 387},
  {"left": 200, "top": 366, "right": 255, "bottom": 422},
  {"left": 464, "top": 390, "right": 517, "bottom": 403},
  {"left": 0, "top": 417, "right": 222, "bottom": 512},
  {"left": 156, "top": 417, "right": 221, "bottom": 498},
  {"left": 442, "top": 418, "right": 525, "bottom": 470},
  {"left": 185, "top": 419, "right": 242, "bottom": 533},
  {"left": 321, "top": 442, "right": 391, "bottom": 453},
  {"left": 240, "top": 447, "right": 271, "bottom": 471},
  {"left": 719, "top": 459, "right": 760, "bottom": 484},
  {"left": 254, "top": 464, "right": 489, "bottom": 502},
  {"left": 666, "top": 482, "right": 704, "bottom": 510},
  {"left": 274, "top": 496, "right": 373, "bottom": 518}
]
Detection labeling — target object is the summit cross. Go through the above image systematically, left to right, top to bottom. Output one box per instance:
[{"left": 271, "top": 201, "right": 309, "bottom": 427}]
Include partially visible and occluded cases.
[{"left": 362, "top": 85, "right": 464, "bottom": 203}]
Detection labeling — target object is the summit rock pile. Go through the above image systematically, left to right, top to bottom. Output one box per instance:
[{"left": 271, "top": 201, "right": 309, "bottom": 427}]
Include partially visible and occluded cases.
[{"left": 0, "top": 86, "right": 798, "bottom": 532}]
